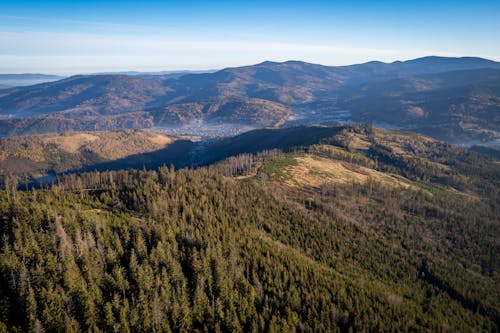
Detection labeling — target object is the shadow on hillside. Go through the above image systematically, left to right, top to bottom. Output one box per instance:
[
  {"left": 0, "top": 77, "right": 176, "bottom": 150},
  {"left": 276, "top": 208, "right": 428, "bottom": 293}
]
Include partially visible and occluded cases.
[
  {"left": 29, "top": 125, "right": 346, "bottom": 188},
  {"left": 194, "top": 125, "right": 344, "bottom": 165},
  {"left": 73, "top": 126, "right": 345, "bottom": 173},
  {"left": 24, "top": 139, "right": 196, "bottom": 189},
  {"left": 77, "top": 139, "right": 196, "bottom": 173}
]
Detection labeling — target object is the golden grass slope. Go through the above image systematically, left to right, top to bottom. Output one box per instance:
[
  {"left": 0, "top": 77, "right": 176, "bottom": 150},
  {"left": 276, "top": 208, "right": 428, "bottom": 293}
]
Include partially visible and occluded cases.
[
  {"left": 0, "top": 130, "right": 175, "bottom": 163},
  {"left": 0, "top": 130, "right": 176, "bottom": 177},
  {"left": 75, "top": 131, "right": 174, "bottom": 160},
  {"left": 41, "top": 133, "right": 99, "bottom": 154},
  {"left": 284, "top": 155, "right": 414, "bottom": 189}
]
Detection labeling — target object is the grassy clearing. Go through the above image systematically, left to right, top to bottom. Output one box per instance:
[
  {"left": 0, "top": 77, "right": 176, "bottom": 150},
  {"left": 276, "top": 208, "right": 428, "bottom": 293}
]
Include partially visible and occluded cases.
[
  {"left": 42, "top": 133, "right": 99, "bottom": 153},
  {"left": 261, "top": 154, "right": 299, "bottom": 180},
  {"left": 284, "top": 155, "right": 415, "bottom": 189}
]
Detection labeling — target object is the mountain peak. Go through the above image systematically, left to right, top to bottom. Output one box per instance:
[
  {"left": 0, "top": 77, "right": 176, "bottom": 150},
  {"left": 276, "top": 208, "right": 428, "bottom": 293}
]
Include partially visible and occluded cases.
[
  {"left": 403, "top": 55, "right": 497, "bottom": 65},
  {"left": 255, "top": 60, "right": 312, "bottom": 67},
  {"left": 257, "top": 60, "right": 279, "bottom": 66}
]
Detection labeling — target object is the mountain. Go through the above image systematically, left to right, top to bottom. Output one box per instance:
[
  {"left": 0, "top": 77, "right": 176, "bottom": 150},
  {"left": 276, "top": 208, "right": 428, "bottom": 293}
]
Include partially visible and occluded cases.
[
  {"left": 0, "top": 56, "right": 499, "bottom": 144},
  {"left": 342, "top": 56, "right": 500, "bottom": 80},
  {"left": 389, "top": 56, "right": 500, "bottom": 74},
  {"left": 159, "top": 57, "right": 500, "bottom": 105},
  {"left": 337, "top": 68, "right": 500, "bottom": 143},
  {"left": 340, "top": 68, "right": 500, "bottom": 96},
  {"left": 0, "top": 74, "right": 168, "bottom": 117},
  {"left": 0, "top": 75, "right": 171, "bottom": 136},
  {"left": 0, "top": 125, "right": 498, "bottom": 331}
]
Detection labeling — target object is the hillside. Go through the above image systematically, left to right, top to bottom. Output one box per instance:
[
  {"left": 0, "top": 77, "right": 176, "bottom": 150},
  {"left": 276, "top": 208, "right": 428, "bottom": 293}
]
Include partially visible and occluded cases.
[
  {"left": 1, "top": 57, "right": 499, "bottom": 144},
  {"left": 338, "top": 69, "right": 500, "bottom": 143},
  {"left": 0, "top": 74, "right": 169, "bottom": 117},
  {"left": 0, "top": 125, "right": 498, "bottom": 332},
  {"left": 2, "top": 125, "right": 499, "bottom": 185},
  {"left": 0, "top": 130, "right": 178, "bottom": 183}
]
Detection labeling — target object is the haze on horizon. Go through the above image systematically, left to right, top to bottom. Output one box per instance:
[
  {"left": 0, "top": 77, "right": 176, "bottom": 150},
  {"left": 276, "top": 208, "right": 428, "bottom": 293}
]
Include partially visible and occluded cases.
[{"left": 1, "top": 0, "right": 499, "bottom": 75}]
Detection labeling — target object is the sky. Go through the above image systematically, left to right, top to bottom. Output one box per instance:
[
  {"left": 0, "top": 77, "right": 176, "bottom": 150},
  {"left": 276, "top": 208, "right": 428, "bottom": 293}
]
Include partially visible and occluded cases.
[{"left": 0, "top": 0, "right": 499, "bottom": 74}]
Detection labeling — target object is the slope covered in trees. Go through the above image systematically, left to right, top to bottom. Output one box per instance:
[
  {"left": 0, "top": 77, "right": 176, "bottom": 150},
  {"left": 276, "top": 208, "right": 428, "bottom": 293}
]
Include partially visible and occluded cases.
[{"left": 0, "top": 126, "right": 498, "bottom": 332}]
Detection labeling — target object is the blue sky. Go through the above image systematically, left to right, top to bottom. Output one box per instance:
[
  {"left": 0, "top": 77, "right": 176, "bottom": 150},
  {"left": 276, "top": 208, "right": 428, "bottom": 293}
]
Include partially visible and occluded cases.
[{"left": 1, "top": 0, "right": 499, "bottom": 74}]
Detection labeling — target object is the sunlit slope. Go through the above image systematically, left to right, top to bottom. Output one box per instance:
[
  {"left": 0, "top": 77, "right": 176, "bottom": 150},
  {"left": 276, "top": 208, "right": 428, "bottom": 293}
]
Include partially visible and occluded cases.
[{"left": 0, "top": 130, "right": 176, "bottom": 178}]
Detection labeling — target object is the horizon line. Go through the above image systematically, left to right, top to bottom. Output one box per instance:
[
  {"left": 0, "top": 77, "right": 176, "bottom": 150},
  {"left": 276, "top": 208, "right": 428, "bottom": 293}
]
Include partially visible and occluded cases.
[{"left": 1, "top": 54, "right": 499, "bottom": 76}]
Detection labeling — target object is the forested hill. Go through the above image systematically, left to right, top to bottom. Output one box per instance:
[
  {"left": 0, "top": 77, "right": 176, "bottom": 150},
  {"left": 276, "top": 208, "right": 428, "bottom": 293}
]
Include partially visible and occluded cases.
[{"left": 0, "top": 126, "right": 498, "bottom": 332}]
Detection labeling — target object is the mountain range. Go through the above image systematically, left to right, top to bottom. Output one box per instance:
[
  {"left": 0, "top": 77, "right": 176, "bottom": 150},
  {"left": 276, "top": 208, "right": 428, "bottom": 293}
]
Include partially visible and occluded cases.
[{"left": 0, "top": 56, "right": 499, "bottom": 145}]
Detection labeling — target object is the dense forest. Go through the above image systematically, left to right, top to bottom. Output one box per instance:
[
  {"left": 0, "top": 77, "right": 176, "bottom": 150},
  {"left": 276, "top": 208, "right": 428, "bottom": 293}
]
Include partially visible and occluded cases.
[{"left": 0, "top": 126, "right": 498, "bottom": 332}]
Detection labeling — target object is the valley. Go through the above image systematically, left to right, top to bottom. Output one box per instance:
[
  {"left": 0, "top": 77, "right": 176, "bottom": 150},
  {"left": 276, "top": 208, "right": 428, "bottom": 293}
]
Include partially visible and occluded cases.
[
  {"left": 1, "top": 56, "right": 499, "bottom": 149},
  {"left": 150, "top": 120, "right": 257, "bottom": 139}
]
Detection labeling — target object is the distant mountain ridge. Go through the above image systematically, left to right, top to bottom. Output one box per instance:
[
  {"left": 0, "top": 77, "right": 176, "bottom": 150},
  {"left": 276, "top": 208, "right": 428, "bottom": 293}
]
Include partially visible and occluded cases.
[
  {"left": 0, "top": 56, "right": 499, "bottom": 144},
  {"left": 343, "top": 56, "right": 500, "bottom": 76},
  {"left": 0, "top": 73, "right": 65, "bottom": 88},
  {"left": 0, "top": 74, "right": 64, "bottom": 80}
]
